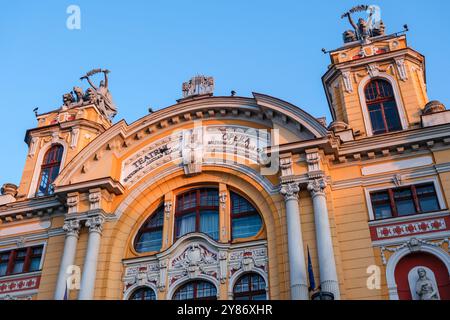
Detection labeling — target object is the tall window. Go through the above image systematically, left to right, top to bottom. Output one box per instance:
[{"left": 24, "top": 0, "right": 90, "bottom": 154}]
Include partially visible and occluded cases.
[
  {"left": 364, "top": 79, "right": 402, "bottom": 135},
  {"left": 37, "top": 145, "right": 64, "bottom": 196},
  {"left": 370, "top": 183, "right": 441, "bottom": 220},
  {"left": 175, "top": 188, "right": 219, "bottom": 241},
  {"left": 231, "top": 192, "right": 263, "bottom": 240},
  {"left": 135, "top": 206, "right": 164, "bottom": 253},
  {"left": 0, "top": 245, "right": 44, "bottom": 277},
  {"left": 233, "top": 273, "right": 267, "bottom": 300},
  {"left": 173, "top": 281, "right": 217, "bottom": 300},
  {"left": 129, "top": 287, "right": 157, "bottom": 300}
]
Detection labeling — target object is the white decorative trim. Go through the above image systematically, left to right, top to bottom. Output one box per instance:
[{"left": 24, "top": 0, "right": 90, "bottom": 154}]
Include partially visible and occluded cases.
[
  {"left": 395, "top": 58, "right": 408, "bottom": 81},
  {"left": 358, "top": 73, "right": 409, "bottom": 137},
  {"left": 27, "top": 140, "right": 68, "bottom": 198},
  {"left": 361, "top": 156, "right": 433, "bottom": 176},
  {"left": 364, "top": 176, "right": 446, "bottom": 221},
  {"left": 0, "top": 221, "right": 51, "bottom": 237},
  {"left": 384, "top": 239, "right": 450, "bottom": 300},
  {"left": 168, "top": 274, "right": 220, "bottom": 300},
  {"left": 123, "top": 282, "right": 158, "bottom": 300}
]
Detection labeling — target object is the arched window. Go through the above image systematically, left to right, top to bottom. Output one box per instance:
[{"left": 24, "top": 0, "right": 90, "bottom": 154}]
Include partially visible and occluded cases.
[
  {"left": 364, "top": 79, "right": 402, "bottom": 135},
  {"left": 37, "top": 145, "right": 64, "bottom": 196},
  {"left": 175, "top": 188, "right": 219, "bottom": 240},
  {"left": 231, "top": 192, "right": 263, "bottom": 240},
  {"left": 135, "top": 205, "right": 164, "bottom": 253},
  {"left": 233, "top": 273, "right": 267, "bottom": 300},
  {"left": 173, "top": 281, "right": 217, "bottom": 300},
  {"left": 129, "top": 287, "right": 157, "bottom": 300}
]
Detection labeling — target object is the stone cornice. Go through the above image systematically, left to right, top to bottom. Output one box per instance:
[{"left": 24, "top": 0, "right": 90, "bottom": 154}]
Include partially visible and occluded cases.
[
  {"left": 54, "top": 177, "right": 124, "bottom": 196},
  {"left": 0, "top": 196, "right": 64, "bottom": 225}
]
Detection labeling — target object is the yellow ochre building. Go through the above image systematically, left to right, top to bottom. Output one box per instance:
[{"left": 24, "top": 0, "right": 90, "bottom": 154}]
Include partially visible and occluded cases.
[{"left": 0, "top": 8, "right": 449, "bottom": 300}]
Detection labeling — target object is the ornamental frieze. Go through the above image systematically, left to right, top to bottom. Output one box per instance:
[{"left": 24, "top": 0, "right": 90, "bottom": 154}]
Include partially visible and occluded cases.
[
  {"left": 120, "top": 125, "right": 270, "bottom": 186},
  {"left": 370, "top": 216, "right": 450, "bottom": 241},
  {"left": 0, "top": 275, "right": 41, "bottom": 295}
]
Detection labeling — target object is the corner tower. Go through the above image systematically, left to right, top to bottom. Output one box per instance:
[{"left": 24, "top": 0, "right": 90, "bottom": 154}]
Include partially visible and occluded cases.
[
  {"left": 322, "top": 6, "right": 429, "bottom": 138},
  {"left": 16, "top": 69, "right": 117, "bottom": 200}
]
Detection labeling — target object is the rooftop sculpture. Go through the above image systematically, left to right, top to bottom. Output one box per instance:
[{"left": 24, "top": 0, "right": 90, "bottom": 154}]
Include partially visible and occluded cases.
[
  {"left": 341, "top": 5, "right": 386, "bottom": 43},
  {"left": 61, "top": 68, "right": 118, "bottom": 121},
  {"left": 182, "top": 75, "right": 214, "bottom": 99}
]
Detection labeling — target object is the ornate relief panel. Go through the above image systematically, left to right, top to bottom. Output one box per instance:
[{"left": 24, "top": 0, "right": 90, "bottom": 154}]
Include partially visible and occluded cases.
[{"left": 122, "top": 234, "right": 268, "bottom": 299}]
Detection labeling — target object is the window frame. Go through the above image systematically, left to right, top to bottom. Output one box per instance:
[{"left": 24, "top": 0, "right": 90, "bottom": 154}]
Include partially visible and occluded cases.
[
  {"left": 358, "top": 75, "right": 408, "bottom": 137},
  {"left": 364, "top": 79, "right": 402, "bottom": 135},
  {"left": 36, "top": 144, "right": 64, "bottom": 197},
  {"left": 366, "top": 179, "right": 446, "bottom": 221},
  {"left": 174, "top": 188, "right": 220, "bottom": 241},
  {"left": 229, "top": 190, "right": 263, "bottom": 241},
  {"left": 134, "top": 204, "right": 165, "bottom": 254},
  {"left": 0, "top": 244, "right": 45, "bottom": 278},
  {"left": 233, "top": 273, "right": 267, "bottom": 300},
  {"left": 172, "top": 280, "right": 217, "bottom": 301},
  {"left": 128, "top": 286, "right": 157, "bottom": 300}
]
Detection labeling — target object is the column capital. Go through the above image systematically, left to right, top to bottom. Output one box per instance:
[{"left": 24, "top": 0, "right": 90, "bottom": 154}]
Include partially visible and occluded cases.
[
  {"left": 307, "top": 177, "right": 327, "bottom": 198},
  {"left": 280, "top": 182, "right": 300, "bottom": 201},
  {"left": 85, "top": 215, "right": 105, "bottom": 234},
  {"left": 63, "top": 219, "right": 81, "bottom": 238}
]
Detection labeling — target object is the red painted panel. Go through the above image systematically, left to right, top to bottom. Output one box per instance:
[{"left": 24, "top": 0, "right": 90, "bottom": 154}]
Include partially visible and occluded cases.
[{"left": 394, "top": 252, "right": 450, "bottom": 300}]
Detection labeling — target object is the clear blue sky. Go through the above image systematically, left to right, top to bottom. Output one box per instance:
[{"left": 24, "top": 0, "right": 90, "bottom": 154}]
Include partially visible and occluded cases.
[{"left": 0, "top": 0, "right": 449, "bottom": 185}]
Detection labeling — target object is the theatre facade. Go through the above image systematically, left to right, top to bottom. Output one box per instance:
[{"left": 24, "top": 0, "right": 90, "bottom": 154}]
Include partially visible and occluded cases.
[{"left": 0, "top": 9, "right": 449, "bottom": 300}]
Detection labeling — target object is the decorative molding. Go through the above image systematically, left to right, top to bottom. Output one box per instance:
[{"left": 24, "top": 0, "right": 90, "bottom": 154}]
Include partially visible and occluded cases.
[
  {"left": 395, "top": 58, "right": 408, "bottom": 81},
  {"left": 342, "top": 71, "right": 353, "bottom": 93},
  {"left": 70, "top": 128, "right": 80, "bottom": 149},
  {"left": 28, "top": 137, "right": 39, "bottom": 158},
  {"left": 279, "top": 155, "right": 293, "bottom": 177},
  {"left": 361, "top": 156, "right": 433, "bottom": 176},
  {"left": 307, "top": 178, "right": 327, "bottom": 198},
  {"left": 280, "top": 182, "right": 300, "bottom": 201},
  {"left": 88, "top": 188, "right": 102, "bottom": 211},
  {"left": 66, "top": 192, "right": 79, "bottom": 214},
  {"left": 219, "top": 192, "right": 227, "bottom": 210},
  {"left": 164, "top": 201, "right": 172, "bottom": 220},
  {"left": 85, "top": 215, "right": 105, "bottom": 234},
  {"left": 375, "top": 218, "right": 447, "bottom": 240},
  {"left": 62, "top": 219, "right": 81, "bottom": 238},
  {"left": 122, "top": 234, "right": 268, "bottom": 300},
  {"left": 380, "top": 237, "right": 450, "bottom": 265},
  {"left": 0, "top": 275, "right": 41, "bottom": 295}
]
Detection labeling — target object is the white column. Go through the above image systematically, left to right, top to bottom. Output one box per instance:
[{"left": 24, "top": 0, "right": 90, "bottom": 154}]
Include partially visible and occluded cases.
[
  {"left": 307, "top": 178, "right": 340, "bottom": 300},
  {"left": 281, "top": 182, "right": 309, "bottom": 300},
  {"left": 78, "top": 216, "right": 104, "bottom": 300},
  {"left": 54, "top": 219, "right": 81, "bottom": 300}
]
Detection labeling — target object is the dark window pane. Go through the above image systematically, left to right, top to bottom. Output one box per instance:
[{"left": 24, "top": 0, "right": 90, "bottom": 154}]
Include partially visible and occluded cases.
[
  {"left": 383, "top": 101, "right": 402, "bottom": 132},
  {"left": 368, "top": 104, "right": 386, "bottom": 134},
  {"left": 416, "top": 184, "right": 440, "bottom": 212},
  {"left": 394, "top": 189, "right": 416, "bottom": 216},
  {"left": 374, "top": 203, "right": 393, "bottom": 219},
  {"left": 29, "top": 257, "right": 41, "bottom": 272},
  {"left": 12, "top": 261, "right": 25, "bottom": 274},
  {"left": 0, "top": 262, "right": 7, "bottom": 276},
  {"left": 129, "top": 287, "right": 156, "bottom": 300}
]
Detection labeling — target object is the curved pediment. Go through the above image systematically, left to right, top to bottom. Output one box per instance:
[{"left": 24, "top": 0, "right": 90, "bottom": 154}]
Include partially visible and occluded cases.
[{"left": 54, "top": 94, "right": 327, "bottom": 189}]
